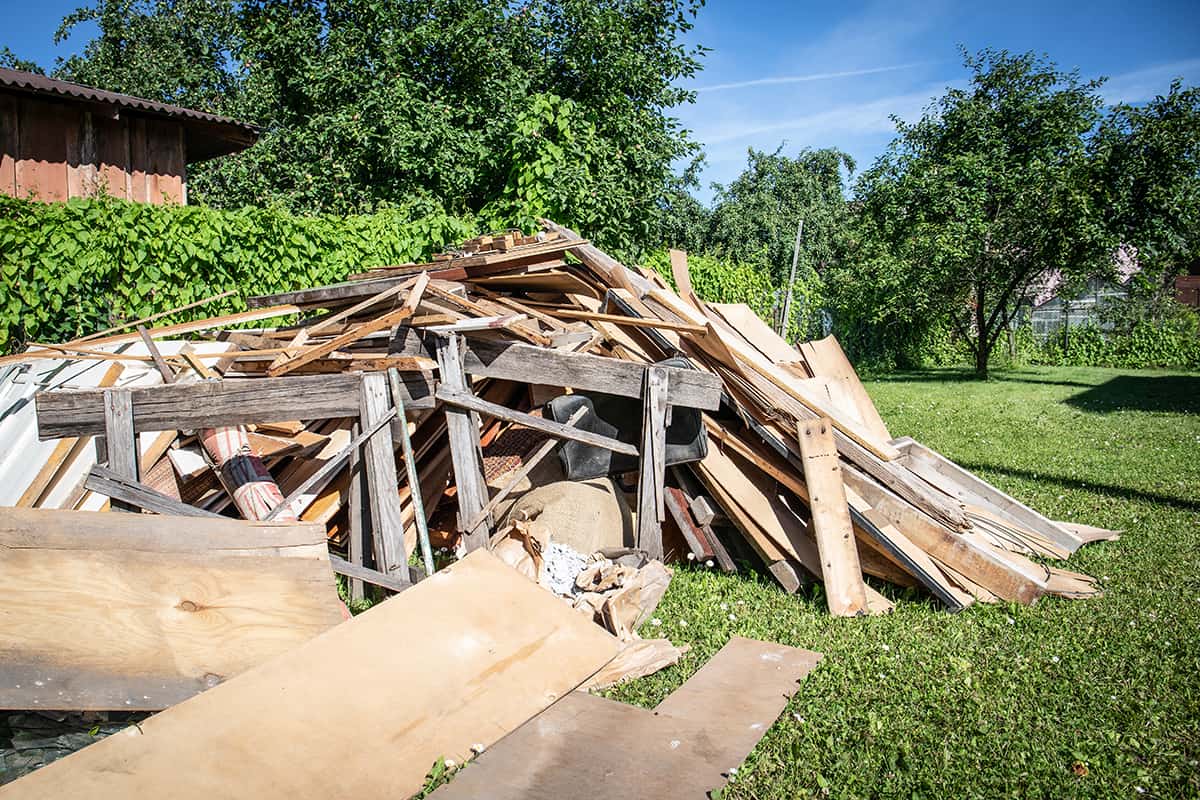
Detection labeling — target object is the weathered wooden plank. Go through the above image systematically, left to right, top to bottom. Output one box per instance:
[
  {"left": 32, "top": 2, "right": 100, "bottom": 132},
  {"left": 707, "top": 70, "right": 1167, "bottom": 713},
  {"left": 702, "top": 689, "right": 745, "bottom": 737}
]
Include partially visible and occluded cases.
[
  {"left": 137, "top": 325, "right": 177, "bottom": 383},
  {"left": 437, "top": 335, "right": 491, "bottom": 552},
  {"left": 464, "top": 338, "right": 722, "bottom": 410},
  {"left": 635, "top": 366, "right": 668, "bottom": 560},
  {"left": 36, "top": 373, "right": 435, "bottom": 439},
  {"left": 359, "top": 373, "right": 407, "bottom": 578},
  {"left": 102, "top": 389, "right": 138, "bottom": 512},
  {"left": 797, "top": 418, "right": 869, "bottom": 617},
  {"left": 84, "top": 465, "right": 222, "bottom": 518},
  {"left": 0, "top": 508, "right": 342, "bottom": 712},
  {"left": 0, "top": 550, "right": 619, "bottom": 799}
]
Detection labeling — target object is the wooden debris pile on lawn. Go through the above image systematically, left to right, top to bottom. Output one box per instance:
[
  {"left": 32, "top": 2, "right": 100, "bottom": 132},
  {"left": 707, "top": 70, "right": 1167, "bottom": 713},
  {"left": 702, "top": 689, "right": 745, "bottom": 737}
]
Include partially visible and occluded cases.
[
  {"left": 0, "top": 220, "right": 1118, "bottom": 796},
  {"left": 2, "top": 221, "right": 1114, "bottom": 620}
]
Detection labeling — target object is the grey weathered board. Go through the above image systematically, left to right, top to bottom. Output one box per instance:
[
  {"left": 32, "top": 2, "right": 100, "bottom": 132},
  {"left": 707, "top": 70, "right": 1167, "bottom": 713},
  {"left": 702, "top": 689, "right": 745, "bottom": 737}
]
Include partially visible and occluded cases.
[
  {"left": 389, "top": 329, "right": 722, "bottom": 410},
  {"left": 359, "top": 372, "right": 408, "bottom": 577},
  {"left": 35, "top": 373, "right": 436, "bottom": 439},
  {"left": 85, "top": 465, "right": 223, "bottom": 518},
  {"left": 0, "top": 508, "right": 344, "bottom": 711},
  {"left": 430, "top": 637, "right": 822, "bottom": 799}
]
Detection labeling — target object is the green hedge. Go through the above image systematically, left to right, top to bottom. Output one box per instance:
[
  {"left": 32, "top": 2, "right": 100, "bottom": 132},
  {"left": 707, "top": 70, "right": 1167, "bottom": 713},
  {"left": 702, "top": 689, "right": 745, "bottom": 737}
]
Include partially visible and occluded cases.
[{"left": 0, "top": 196, "right": 477, "bottom": 352}]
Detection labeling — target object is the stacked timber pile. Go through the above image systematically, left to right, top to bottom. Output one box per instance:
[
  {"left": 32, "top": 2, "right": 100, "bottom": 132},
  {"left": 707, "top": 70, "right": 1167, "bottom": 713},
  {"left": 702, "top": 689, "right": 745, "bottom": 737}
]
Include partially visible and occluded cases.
[{"left": 1, "top": 222, "right": 1115, "bottom": 619}]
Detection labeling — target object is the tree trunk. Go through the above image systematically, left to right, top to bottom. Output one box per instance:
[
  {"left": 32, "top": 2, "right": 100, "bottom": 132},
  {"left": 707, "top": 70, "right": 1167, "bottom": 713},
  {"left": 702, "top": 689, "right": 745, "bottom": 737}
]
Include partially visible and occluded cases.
[
  {"left": 974, "top": 286, "right": 990, "bottom": 379},
  {"left": 974, "top": 342, "right": 990, "bottom": 379}
]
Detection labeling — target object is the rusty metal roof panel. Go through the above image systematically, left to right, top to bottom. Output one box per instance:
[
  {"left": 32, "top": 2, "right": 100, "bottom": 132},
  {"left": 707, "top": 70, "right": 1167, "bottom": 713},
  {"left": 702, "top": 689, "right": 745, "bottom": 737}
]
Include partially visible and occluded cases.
[{"left": 0, "top": 68, "right": 259, "bottom": 160}]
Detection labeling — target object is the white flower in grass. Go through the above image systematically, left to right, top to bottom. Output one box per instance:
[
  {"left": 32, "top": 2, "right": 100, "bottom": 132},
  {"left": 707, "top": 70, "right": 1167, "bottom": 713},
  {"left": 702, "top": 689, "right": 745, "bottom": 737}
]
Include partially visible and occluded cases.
[
  {"left": 728, "top": 613, "right": 737, "bottom": 622},
  {"left": 650, "top": 617, "right": 662, "bottom": 627},
  {"left": 678, "top": 619, "right": 688, "bottom": 628},
  {"left": 880, "top": 643, "right": 890, "bottom": 652},
  {"left": 1050, "top": 656, "right": 1060, "bottom": 663}
]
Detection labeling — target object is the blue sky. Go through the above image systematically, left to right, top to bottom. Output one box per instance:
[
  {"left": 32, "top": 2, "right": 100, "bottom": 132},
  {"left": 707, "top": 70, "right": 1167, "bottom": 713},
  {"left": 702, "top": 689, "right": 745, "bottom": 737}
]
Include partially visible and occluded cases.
[
  {"left": 5, "top": 0, "right": 1200, "bottom": 205},
  {"left": 678, "top": 0, "right": 1200, "bottom": 202}
]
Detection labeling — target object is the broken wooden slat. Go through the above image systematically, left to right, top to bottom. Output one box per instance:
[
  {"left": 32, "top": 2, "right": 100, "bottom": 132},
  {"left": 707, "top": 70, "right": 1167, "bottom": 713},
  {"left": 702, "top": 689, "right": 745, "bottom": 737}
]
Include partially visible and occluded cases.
[
  {"left": 268, "top": 297, "right": 422, "bottom": 377},
  {"left": 137, "top": 325, "right": 177, "bottom": 383},
  {"left": 35, "top": 373, "right": 435, "bottom": 439},
  {"left": 797, "top": 418, "right": 870, "bottom": 617},
  {"left": 84, "top": 465, "right": 223, "bottom": 518},
  {"left": 0, "top": 508, "right": 343, "bottom": 712},
  {"left": 1, "top": 550, "right": 619, "bottom": 799},
  {"left": 328, "top": 553, "right": 419, "bottom": 594}
]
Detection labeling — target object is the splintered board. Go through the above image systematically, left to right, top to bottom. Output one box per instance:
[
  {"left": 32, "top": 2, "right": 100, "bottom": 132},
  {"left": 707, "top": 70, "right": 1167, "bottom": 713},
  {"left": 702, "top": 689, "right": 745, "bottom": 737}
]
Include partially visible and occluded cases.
[
  {"left": 0, "top": 508, "right": 344, "bottom": 711},
  {"left": 1, "top": 550, "right": 619, "bottom": 800},
  {"left": 430, "top": 637, "right": 822, "bottom": 799}
]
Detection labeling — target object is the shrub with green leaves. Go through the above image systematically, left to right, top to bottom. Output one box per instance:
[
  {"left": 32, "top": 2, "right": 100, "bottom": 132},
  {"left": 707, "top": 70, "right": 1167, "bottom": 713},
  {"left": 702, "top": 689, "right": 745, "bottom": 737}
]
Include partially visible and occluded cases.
[{"left": 0, "top": 195, "right": 476, "bottom": 352}]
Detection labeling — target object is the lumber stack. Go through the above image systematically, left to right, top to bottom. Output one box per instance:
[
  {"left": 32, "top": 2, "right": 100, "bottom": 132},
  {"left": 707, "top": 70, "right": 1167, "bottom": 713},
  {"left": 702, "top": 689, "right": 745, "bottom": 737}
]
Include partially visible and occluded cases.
[{"left": 1, "top": 223, "right": 1115, "bottom": 619}]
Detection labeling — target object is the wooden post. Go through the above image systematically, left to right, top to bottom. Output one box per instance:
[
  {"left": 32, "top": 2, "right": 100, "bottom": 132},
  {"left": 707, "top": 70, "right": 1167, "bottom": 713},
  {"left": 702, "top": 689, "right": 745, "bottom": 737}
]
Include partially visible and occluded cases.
[
  {"left": 436, "top": 335, "right": 491, "bottom": 552},
  {"left": 635, "top": 366, "right": 668, "bottom": 560},
  {"left": 359, "top": 373, "right": 408, "bottom": 581},
  {"left": 102, "top": 389, "right": 138, "bottom": 512}
]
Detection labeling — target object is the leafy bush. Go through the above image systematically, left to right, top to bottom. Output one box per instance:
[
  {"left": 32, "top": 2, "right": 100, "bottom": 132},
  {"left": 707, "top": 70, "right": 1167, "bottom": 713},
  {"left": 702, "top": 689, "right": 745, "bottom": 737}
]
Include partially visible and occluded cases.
[{"left": 0, "top": 196, "right": 475, "bottom": 352}]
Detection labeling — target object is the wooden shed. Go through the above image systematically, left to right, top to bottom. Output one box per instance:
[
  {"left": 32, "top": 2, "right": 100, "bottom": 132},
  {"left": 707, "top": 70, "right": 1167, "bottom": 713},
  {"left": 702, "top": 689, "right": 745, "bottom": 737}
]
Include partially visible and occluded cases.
[{"left": 0, "top": 68, "right": 258, "bottom": 205}]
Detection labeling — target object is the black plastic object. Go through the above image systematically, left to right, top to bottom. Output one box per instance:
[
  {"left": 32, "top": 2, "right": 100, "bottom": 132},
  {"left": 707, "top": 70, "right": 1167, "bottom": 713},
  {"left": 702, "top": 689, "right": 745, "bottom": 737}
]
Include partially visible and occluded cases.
[{"left": 544, "top": 358, "right": 708, "bottom": 479}]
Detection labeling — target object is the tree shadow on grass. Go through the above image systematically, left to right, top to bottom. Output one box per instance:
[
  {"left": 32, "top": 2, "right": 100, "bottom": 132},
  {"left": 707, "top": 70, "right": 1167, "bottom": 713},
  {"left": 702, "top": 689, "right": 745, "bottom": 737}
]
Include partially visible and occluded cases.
[
  {"left": 869, "top": 368, "right": 1096, "bottom": 388},
  {"left": 1064, "top": 375, "right": 1200, "bottom": 415},
  {"left": 953, "top": 460, "right": 1200, "bottom": 514}
]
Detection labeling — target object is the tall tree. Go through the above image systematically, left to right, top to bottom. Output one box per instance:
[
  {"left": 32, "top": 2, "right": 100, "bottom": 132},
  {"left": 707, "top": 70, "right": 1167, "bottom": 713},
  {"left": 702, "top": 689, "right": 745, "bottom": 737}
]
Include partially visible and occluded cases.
[
  {"left": 48, "top": 0, "right": 706, "bottom": 258},
  {"left": 851, "top": 49, "right": 1110, "bottom": 377},
  {"left": 1093, "top": 79, "right": 1200, "bottom": 281},
  {"left": 706, "top": 146, "right": 854, "bottom": 284}
]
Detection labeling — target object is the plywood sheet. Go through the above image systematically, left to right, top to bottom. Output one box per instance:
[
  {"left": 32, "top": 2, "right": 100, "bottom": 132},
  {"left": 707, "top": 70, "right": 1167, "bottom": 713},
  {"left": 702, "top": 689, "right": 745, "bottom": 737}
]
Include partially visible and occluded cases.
[
  {"left": 710, "top": 302, "right": 800, "bottom": 364},
  {"left": 0, "top": 508, "right": 343, "bottom": 711},
  {"left": 1, "top": 550, "right": 619, "bottom": 800},
  {"left": 432, "top": 637, "right": 822, "bottom": 799}
]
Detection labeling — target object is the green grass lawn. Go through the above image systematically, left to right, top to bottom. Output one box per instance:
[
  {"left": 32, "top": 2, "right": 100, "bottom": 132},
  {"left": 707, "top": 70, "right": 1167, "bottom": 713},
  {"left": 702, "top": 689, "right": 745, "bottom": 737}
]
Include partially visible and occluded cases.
[{"left": 607, "top": 366, "right": 1200, "bottom": 799}]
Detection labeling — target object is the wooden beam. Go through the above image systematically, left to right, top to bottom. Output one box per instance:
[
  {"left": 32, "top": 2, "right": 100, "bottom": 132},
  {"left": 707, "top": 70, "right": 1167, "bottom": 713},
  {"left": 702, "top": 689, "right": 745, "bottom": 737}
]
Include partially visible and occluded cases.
[
  {"left": 534, "top": 307, "right": 707, "bottom": 334},
  {"left": 462, "top": 338, "right": 722, "bottom": 410},
  {"left": 635, "top": 366, "right": 668, "bottom": 560},
  {"left": 36, "top": 373, "right": 435, "bottom": 439},
  {"left": 797, "top": 418, "right": 869, "bottom": 617},
  {"left": 85, "top": 465, "right": 222, "bottom": 518}
]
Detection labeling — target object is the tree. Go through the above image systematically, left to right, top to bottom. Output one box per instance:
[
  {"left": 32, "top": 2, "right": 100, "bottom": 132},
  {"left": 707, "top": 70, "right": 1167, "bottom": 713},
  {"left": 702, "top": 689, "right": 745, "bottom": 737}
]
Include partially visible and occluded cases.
[
  {"left": 47, "top": 0, "right": 706, "bottom": 259},
  {"left": 851, "top": 49, "right": 1110, "bottom": 377},
  {"left": 1093, "top": 80, "right": 1200, "bottom": 282}
]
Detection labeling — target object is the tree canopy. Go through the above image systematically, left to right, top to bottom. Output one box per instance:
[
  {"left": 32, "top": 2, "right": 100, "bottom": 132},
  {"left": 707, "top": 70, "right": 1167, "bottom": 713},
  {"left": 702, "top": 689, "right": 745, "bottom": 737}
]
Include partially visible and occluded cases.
[
  {"left": 48, "top": 0, "right": 707, "bottom": 258},
  {"left": 846, "top": 49, "right": 1112, "bottom": 376}
]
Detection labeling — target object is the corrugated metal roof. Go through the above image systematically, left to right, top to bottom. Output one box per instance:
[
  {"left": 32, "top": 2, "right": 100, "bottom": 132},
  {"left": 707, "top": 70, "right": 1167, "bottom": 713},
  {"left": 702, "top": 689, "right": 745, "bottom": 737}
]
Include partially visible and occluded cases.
[{"left": 0, "top": 68, "right": 259, "bottom": 160}]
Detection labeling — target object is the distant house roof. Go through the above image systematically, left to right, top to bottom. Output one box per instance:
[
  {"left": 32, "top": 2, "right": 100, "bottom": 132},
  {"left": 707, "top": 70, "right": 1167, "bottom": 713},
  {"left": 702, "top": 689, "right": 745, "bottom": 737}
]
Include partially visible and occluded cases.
[{"left": 0, "top": 68, "right": 259, "bottom": 161}]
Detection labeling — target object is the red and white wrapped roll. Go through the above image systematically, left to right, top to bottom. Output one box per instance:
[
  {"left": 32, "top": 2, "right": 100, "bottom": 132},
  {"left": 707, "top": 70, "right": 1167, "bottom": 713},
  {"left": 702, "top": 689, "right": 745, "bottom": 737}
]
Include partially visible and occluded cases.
[{"left": 199, "top": 426, "right": 298, "bottom": 521}]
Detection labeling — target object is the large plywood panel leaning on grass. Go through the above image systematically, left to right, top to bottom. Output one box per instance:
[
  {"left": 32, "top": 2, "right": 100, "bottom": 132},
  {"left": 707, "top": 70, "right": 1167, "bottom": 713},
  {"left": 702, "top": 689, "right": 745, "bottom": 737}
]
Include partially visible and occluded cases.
[
  {"left": 0, "top": 508, "right": 344, "bottom": 712},
  {"left": 0, "top": 550, "right": 620, "bottom": 800}
]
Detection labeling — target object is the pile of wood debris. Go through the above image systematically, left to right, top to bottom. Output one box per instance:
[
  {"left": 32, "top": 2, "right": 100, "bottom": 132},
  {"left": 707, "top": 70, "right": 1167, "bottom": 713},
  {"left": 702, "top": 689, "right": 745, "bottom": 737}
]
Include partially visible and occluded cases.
[
  {"left": 0, "top": 220, "right": 1119, "bottom": 796},
  {"left": 2, "top": 220, "right": 1114, "bottom": 615}
]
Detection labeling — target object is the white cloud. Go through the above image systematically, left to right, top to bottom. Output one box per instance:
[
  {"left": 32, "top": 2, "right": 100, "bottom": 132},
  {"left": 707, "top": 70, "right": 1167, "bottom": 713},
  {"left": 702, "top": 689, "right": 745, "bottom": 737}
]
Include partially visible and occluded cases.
[
  {"left": 1100, "top": 59, "right": 1200, "bottom": 104},
  {"left": 696, "top": 63, "right": 929, "bottom": 93},
  {"left": 696, "top": 83, "right": 951, "bottom": 146}
]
